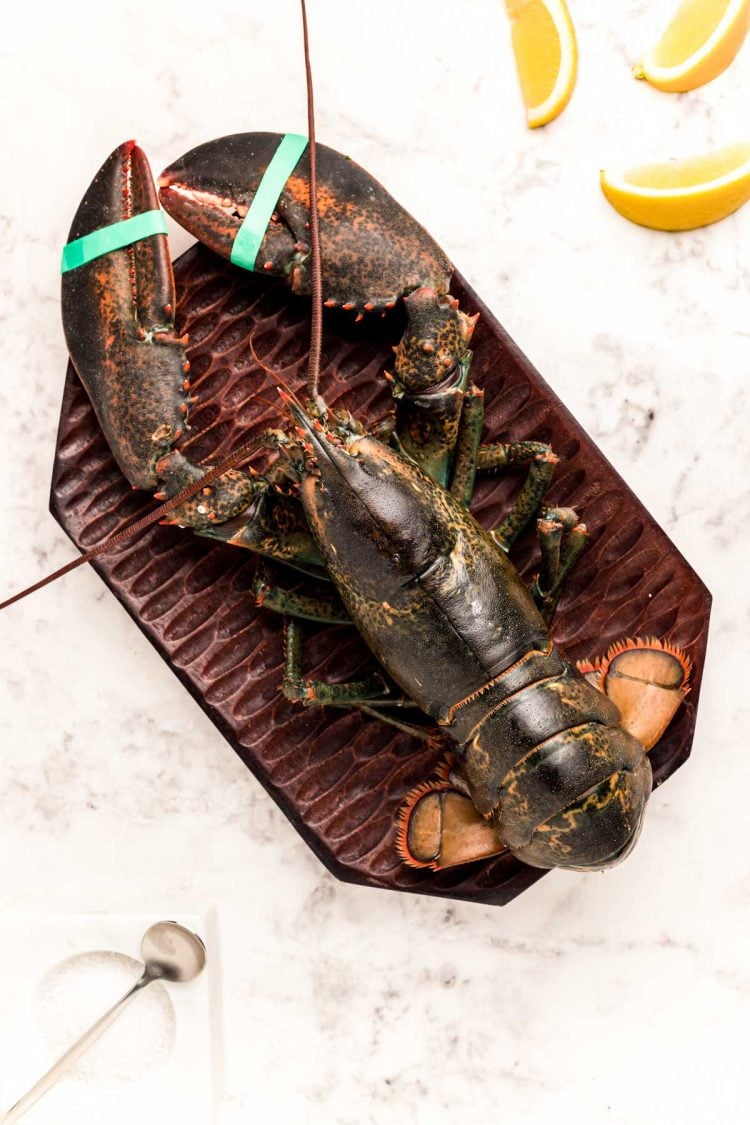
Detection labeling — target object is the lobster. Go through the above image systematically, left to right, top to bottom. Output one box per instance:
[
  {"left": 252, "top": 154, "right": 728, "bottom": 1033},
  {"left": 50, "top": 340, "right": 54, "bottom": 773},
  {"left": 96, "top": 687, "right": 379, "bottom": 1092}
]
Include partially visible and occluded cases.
[{"left": 5, "top": 1, "right": 692, "bottom": 878}]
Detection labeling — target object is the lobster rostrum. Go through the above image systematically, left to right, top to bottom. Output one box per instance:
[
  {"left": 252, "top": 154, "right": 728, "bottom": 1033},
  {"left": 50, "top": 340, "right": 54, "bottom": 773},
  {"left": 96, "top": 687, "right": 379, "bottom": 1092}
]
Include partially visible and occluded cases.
[{"left": 48, "top": 7, "right": 693, "bottom": 877}]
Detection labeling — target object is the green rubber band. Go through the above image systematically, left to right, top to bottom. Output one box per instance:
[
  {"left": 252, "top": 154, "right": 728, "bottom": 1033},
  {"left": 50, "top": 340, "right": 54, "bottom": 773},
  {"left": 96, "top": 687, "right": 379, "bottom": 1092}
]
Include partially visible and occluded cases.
[
  {"left": 230, "top": 133, "right": 309, "bottom": 272},
  {"left": 61, "top": 209, "right": 168, "bottom": 273}
]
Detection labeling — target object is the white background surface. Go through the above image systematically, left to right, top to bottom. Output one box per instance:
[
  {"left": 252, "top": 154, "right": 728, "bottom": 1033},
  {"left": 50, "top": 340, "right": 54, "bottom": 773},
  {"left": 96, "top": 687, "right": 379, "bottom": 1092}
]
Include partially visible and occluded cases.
[{"left": 0, "top": 1, "right": 747, "bottom": 1122}]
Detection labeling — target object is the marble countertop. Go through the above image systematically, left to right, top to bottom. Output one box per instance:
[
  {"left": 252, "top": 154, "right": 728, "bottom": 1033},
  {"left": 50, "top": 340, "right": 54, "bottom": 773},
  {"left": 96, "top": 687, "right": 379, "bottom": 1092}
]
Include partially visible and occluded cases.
[{"left": 0, "top": 1, "right": 747, "bottom": 1121}]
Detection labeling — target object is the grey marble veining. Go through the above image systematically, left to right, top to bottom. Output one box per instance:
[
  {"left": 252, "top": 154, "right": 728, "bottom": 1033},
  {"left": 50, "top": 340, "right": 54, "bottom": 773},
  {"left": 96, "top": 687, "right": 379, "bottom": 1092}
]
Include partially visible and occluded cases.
[{"left": 0, "top": 1, "right": 747, "bottom": 1122}]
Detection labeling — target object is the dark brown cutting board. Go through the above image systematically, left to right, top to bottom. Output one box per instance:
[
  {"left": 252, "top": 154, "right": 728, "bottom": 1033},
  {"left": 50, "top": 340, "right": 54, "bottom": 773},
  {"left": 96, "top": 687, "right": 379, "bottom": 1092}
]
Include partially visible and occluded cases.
[{"left": 50, "top": 244, "right": 711, "bottom": 906}]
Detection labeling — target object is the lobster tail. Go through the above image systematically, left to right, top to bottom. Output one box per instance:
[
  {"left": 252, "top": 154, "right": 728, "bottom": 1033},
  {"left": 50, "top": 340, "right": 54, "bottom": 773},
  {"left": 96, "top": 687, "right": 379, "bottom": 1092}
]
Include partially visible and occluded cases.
[
  {"left": 453, "top": 654, "right": 654, "bottom": 871},
  {"left": 505, "top": 731, "right": 653, "bottom": 870}
]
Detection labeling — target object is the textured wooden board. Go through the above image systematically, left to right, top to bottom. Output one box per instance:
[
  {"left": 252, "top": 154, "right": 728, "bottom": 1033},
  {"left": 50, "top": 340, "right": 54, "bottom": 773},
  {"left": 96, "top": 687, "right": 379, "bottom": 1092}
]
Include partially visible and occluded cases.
[{"left": 50, "top": 244, "right": 711, "bottom": 906}]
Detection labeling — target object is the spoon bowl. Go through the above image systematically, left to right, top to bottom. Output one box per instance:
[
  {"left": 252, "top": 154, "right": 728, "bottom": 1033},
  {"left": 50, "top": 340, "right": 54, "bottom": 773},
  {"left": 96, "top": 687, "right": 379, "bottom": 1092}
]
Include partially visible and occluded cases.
[{"left": 141, "top": 921, "right": 207, "bottom": 983}]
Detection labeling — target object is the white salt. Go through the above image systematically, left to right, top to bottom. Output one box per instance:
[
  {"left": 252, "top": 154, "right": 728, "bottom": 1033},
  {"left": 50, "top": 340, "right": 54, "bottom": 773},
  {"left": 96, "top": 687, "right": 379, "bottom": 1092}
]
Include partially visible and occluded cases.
[{"left": 35, "top": 950, "right": 176, "bottom": 1084}]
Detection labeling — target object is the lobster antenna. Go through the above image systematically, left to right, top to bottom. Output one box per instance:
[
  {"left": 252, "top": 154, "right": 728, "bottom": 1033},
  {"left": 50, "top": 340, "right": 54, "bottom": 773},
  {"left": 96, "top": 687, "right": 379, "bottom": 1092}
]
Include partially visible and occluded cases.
[
  {"left": 300, "top": 0, "right": 326, "bottom": 415},
  {"left": 0, "top": 333, "right": 294, "bottom": 613},
  {"left": 248, "top": 334, "right": 307, "bottom": 413},
  {"left": 0, "top": 433, "right": 267, "bottom": 612}
]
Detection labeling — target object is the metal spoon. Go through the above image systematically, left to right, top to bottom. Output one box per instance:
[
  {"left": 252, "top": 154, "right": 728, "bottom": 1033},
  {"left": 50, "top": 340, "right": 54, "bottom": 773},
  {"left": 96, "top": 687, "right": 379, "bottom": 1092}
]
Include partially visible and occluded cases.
[{"left": 3, "top": 920, "right": 206, "bottom": 1123}]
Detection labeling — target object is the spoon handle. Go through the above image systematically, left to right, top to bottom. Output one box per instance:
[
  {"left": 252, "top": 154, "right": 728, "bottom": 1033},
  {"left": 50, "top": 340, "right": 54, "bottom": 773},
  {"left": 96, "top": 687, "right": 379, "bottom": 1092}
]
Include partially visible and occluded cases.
[{"left": 3, "top": 973, "right": 153, "bottom": 1123}]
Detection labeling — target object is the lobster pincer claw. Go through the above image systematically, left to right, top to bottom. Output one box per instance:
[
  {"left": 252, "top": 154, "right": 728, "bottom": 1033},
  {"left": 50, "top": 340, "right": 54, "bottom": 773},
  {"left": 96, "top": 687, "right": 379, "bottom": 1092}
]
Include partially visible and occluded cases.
[
  {"left": 158, "top": 134, "right": 299, "bottom": 273},
  {"left": 158, "top": 134, "right": 453, "bottom": 311},
  {"left": 62, "top": 141, "right": 190, "bottom": 491}
]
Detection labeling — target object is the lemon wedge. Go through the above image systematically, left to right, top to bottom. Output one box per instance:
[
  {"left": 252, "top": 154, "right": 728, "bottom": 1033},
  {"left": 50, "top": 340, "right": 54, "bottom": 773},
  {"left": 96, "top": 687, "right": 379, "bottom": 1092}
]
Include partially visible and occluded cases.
[
  {"left": 505, "top": 0, "right": 578, "bottom": 128},
  {"left": 634, "top": 0, "right": 750, "bottom": 92},
  {"left": 601, "top": 143, "right": 750, "bottom": 230}
]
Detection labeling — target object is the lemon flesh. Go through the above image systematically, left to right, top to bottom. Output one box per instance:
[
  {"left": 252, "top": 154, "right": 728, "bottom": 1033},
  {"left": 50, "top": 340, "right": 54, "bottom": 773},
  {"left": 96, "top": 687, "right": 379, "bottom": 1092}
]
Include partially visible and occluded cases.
[
  {"left": 505, "top": 0, "right": 578, "bottom": 128},
  {"left": 635, "top": 0, "right": 750, "bottom": 92},
  {"left": 601, "top": 143, "right": 750, "bottom": 230}
]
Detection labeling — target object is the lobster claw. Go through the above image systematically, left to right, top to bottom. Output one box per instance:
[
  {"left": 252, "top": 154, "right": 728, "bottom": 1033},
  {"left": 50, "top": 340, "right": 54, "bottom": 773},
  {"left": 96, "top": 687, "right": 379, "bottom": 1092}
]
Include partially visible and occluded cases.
[
  {"left": 158, "top": 133, "right": 297, "bottom": 271},
  {"left": 62, "top": 141, "right": 189, "bottom": 490}
]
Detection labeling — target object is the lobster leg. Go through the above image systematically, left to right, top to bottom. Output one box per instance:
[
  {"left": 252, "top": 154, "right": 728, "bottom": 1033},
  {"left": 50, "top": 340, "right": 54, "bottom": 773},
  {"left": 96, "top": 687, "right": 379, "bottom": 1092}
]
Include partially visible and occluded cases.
[
  {"left": 447, "top": 386, "right": 485, "bottom": 506},
  {"left": 470, "top": 438, "right": 588, "bottom": 622},
  {"left": 479, "top": 441, "right": 559, "bottom": 549},
  {"left": 197, "top": 478, "right": 327, "bottom": 577},
  {"left": 531, "top": 508, "right": 589, "bottom": 624},
  {"left": 252, "top": 559, "right": 349, "bottom": 623},
  {"left": 281, "top": 619, "right": 434, "bottom": 740}
]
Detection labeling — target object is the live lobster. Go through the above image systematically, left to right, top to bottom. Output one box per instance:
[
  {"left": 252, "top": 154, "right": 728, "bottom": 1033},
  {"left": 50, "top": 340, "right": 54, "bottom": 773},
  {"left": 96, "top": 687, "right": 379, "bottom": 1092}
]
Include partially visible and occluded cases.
[{"left": 5, "top": 3, "right": 692, "bottom": 877}]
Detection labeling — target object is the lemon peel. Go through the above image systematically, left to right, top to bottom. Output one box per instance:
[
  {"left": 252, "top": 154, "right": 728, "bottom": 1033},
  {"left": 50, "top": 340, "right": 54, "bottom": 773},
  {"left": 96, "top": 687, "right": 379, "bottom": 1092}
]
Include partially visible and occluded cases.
[
  {"left": 505, "top": 0, "right": 578, "bottom": 128},
  {"left": 634, "top": 0, "right": 750, "bottom": 92},
  {"left": 601, "top": 143, "right": 750, "bottom": 231}
]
